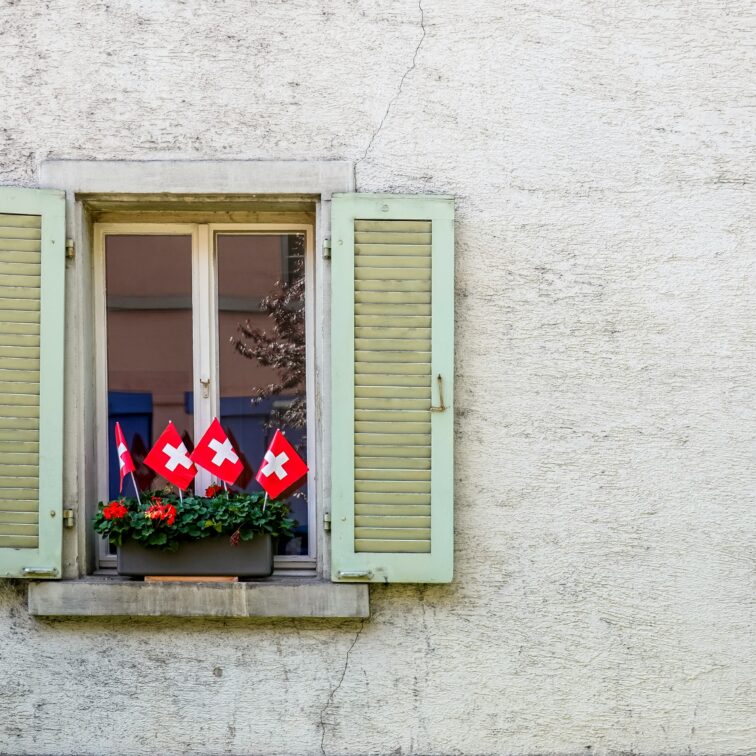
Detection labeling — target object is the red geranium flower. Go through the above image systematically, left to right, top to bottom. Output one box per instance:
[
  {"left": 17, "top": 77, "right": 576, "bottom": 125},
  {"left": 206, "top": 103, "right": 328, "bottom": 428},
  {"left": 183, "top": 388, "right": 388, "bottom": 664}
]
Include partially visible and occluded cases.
[
  {"left": 205, "top": 484, "right": 224, "bottom": 498},
  {"left": 103, "top": 501, "right": 129, "bottom": 520},
  {"left": 145, "top": 501, "right": 177, "bottom": 526}
]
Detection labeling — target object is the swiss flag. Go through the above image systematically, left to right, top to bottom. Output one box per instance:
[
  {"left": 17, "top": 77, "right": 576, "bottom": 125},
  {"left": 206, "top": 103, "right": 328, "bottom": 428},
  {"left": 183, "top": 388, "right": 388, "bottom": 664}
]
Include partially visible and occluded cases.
[
  {"left": 190, "top": 418, "right": 244, "bottom": 486},
  {"left": 114, "top": 421, "right": 135, "bottom": 494},
  {"left": 144, "top": 421, "right": 197, "bottom": 491},
  {"left": 255, "top": 430, "right": 308, "bottom": 500}
]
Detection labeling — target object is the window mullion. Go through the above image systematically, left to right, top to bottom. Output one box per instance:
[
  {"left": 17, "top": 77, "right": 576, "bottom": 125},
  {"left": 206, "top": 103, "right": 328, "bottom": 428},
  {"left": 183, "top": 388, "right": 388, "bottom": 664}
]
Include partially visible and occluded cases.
[{"left": 193, "top": 224, "right": 215, "bottom": 494}]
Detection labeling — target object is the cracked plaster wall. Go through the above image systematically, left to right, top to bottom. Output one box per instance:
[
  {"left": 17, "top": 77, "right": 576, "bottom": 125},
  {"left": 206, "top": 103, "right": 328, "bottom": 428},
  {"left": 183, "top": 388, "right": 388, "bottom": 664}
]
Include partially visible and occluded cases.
[{"left": 0, "top": 0, "right": 754, "bottom": 754}]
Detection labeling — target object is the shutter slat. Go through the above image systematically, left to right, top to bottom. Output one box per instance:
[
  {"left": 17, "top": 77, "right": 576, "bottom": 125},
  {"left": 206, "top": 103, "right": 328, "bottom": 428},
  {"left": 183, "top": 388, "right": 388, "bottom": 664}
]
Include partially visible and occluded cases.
[
  {"left": 0, "top": 214, "right": 41, "bottom": 229},
  {"left": 354, "top": 221, "right": 431, "bottom": 232},
  {"left": 0, "top": 226, "right": 41, "bottom": 240},
  {"left": 354, "top": 232, "right": 431, "bottom": 245},
  {"left": 0, "top": 239, "right": 42, "bottom": 252},
  {"left": 0, "top": 250, "right": 40, "bottom": 265},
  {"left": 355, "top": 255, "right": 431, "bottom": 269},
  {"left": 0, "top": 262, "right": 41, "bottom": 277},
  {"left": 355, "top": 266, "right": 429, "bottom": 280},
  {"left": 0, "top": 274, "right": 41, "bottom": 288},
  {"left": 355, "top": 279, "right": 431, "bottom": 293},
  {"left": 354, "top": 300, "right": 431, "bottom": 313},
  {"left": 0, "top": 309, "right": 39, "bottom": 322},
  {"left": 356, "top": 315, "right": 431, "bottom": 328},
  {"left": 0, "top": 321, "right": 40, "bottom": 335},
  {"left": 356, "top": 326, "right": 431, "bottom": 340},
  {"left": 0, "top": 333, "right": 40, "bottom": 347},
  {"left": 355, "top": 337, "right": 432, "bottom": 351},
  {"left": 0, "top": 344, "right": 41, "bottom": 359},
  {"left": 355, "top": 348, "right": 431, "bottom": 362},
  {"left": 355, "top": 361, "right": 430, "bottom": 375},
  {"left": 0, "top": 368, "right": 39, "bottom": 382},
  {"left": 355, "top": 373, "right": 429, "bottom": 387},
  {"left": 356, "top": 386, "right": 430, "bottom": 400},
  {"left": 356, "top": 397, "right": 430, "bottom": 411},
  {"left": 355, "top": 409, "right": 430, "bottom": 423},
  {"left": 355, "top": 421, "right": 430, "bottom": 434},
  {"left": 0, "top": 429, "right": 39, "bottom": 441},
  {"left": 355, "top": 433, "right": 430, "bottom": 446},
  {"left": 0, "top": 440, "right": 39, "bottom": 453},
  {"left": 355, "top": 444, "right": 430, "bottom": 458},
  {"left": 0, "top": 452, "right": 37, "bottom": 465},
  {"left": 355, "top": 455, "right": 430, "bottom": 469},
  {"left": 355, "top": 469, "right": 430, "bottom": 482},
  {"left": 355, "top": 480, "right": 430, "bottom": 494},
  {"left": 355, "top": 492, "right": 431, "bottom": 506},
  {"left": 0, "top": 499, "right": 38, "bottom": 511},
  {"left": 355, "top": 504, "right": 431, "bottom": 517},
  {"left": 0, "top": 511, "right": 39, "bottom": 524},
  {"left": 355, "top": 515, "right": 431, "bottom": 528},
  {"left": 0, "top": 522, "right": 38, "bottom": 536},
  {"left": 355, "top": 527, "right": 431, "bottom": 540},
  {"left": 0, "top": 535, "right": 39, "bottom": 548},
  {"left": 355, "top": 539, "right": 430, "bottom": 553}
]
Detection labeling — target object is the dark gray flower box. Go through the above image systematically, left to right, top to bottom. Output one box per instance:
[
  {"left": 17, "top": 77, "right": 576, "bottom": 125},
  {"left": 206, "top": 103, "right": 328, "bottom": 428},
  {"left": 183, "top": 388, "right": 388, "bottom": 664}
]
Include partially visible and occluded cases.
[{"left": 117, "top": 534, "right": 274, "bottom": 577}]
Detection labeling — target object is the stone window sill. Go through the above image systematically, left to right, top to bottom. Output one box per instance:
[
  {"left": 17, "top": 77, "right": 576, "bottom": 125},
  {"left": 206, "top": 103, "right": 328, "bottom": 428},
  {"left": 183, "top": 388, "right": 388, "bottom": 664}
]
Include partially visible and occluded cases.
[{"left": 27, "top": 577, "right": 369, "bottom": 619}]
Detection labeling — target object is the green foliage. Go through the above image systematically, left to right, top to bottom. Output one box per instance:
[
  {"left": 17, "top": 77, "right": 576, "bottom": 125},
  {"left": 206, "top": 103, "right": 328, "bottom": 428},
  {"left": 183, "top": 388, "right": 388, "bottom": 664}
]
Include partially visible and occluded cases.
[{"left": 93, "top": 489, "right": 295, "bottom": 552}]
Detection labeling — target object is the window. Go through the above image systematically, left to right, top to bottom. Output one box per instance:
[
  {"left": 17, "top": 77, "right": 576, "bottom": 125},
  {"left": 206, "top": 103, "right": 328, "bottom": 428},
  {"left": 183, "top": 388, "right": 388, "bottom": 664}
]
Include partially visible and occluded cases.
[
  {"left": 0, "top": 163, "right": 456, "bottom": 616},
  {"left": 93, "top": 222, "right": 316, "bottom": 572}
]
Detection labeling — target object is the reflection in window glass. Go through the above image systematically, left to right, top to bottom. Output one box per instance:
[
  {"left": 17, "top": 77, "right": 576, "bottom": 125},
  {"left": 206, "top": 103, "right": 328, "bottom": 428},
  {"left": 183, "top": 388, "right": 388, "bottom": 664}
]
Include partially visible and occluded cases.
[
  {"left": 217, "top": 234, "right": 308, "bottom": 556},
  {"left": 106, "top": 235, "right": 194, "bottom": 498}
]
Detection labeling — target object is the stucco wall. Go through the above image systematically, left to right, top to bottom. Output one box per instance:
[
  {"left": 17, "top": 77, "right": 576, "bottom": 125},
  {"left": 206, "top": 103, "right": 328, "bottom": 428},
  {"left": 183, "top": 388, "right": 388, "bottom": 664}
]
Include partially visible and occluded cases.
[{"left": 1, "top": 1, "right": 754, "bottom": 754}]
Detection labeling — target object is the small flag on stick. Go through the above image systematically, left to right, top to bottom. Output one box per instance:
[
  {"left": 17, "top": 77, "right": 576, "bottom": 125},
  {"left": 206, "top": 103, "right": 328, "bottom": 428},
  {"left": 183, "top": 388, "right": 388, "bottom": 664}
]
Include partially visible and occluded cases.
[
  {"left": 190, "top": 418, "right": 244, "bottom": 486},
  {"left": 144, "top": 421, "right": 197, "bottom": 491},
  {"left": 114, "top": 422, "right": 141, "bottom": 503},
  {"left": 255, "top": 430, "right": 308, "bottom": 501}
]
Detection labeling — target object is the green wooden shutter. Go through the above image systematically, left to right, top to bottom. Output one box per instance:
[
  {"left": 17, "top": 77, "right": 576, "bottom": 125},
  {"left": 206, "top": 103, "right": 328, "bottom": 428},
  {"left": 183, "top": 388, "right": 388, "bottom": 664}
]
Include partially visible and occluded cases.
[
  {"left": 0, "top": 188, "right": 65, "bottom": 579},
  {"left": 331, "top": 194, "right": 454, "bottom": 583}
]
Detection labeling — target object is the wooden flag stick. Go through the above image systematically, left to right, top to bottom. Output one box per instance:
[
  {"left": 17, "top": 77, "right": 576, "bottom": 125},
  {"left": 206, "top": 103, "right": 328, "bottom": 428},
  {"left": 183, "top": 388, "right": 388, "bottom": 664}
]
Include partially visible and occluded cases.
[
  {"left": 130, "top": 472, "right": 141, "bottom": 505},
  {"left": 179, "top": 488, "right": 183, "bottom": 504},
  {"left": 262, "top": 492, "right": 268, "bottom": 512}
]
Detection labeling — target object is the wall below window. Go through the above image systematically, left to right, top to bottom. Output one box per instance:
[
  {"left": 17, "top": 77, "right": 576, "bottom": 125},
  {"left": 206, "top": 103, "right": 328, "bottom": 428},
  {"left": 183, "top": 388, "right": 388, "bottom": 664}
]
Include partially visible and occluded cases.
[{"left": 1, "top": 1, "right": 754, "bottom": 755}]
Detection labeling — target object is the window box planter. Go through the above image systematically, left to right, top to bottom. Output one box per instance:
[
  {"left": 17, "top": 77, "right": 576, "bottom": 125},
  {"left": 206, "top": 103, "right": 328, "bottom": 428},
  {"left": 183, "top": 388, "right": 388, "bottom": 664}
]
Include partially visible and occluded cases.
[
  {"left": 95, "top": 489, "right": 294, "bottom": 579},
  {"left": 117, "top": 534, "right": 274, "bottom": 578}
]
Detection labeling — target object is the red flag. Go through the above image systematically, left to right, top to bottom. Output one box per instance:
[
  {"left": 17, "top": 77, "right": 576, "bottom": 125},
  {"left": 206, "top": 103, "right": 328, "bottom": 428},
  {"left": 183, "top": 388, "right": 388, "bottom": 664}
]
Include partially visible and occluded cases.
[
  {"left": 190, "top": 418, "right": 244, "bottom": 486},
  {"left": 114, "top": 421, "right": 135, "bottom": 494},
  {"left": 144, "top": 421, "right": 197, "bottom": 491},
  {"left": 255, "top": 429, "right": 308, "bottom": 500}
]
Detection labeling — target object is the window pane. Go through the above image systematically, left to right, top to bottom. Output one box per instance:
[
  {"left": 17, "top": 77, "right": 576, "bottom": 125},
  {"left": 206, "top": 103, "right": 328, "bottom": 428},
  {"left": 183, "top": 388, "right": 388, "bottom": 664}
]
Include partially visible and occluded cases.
[
  {"left": 216, "top": 233, "right": 308, "bottom": 556},
  {"left": 106, "top": 235, "right": 194, "bottom": 498}
]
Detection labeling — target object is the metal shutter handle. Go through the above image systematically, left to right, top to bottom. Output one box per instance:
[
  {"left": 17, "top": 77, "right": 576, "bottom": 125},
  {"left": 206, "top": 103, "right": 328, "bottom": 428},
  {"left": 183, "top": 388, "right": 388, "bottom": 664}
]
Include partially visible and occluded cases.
[{"left": 430, "top": 373, "right": 447, "bottom": 413}]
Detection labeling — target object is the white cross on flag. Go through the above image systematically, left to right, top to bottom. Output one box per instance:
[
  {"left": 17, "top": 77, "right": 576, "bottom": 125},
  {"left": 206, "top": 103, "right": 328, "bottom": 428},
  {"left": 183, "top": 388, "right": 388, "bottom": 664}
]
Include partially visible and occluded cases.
[
  {"left": 190, "top": 417, "right": 244, "bottom": 486},
  {"left": 114, "top": 421, "right": 135, "bottom": 494},
  {"left": 144, "top": 421, "right": 197, "bottom": 491},
  {"left": 255, "top": 429, "right": 308, "bottom": 500}
]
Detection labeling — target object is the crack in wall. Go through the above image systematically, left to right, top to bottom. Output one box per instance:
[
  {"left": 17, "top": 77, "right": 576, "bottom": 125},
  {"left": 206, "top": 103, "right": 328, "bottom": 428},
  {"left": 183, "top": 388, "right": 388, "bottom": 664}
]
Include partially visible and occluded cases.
[
  {"left": 356, "top": 0, "right": 426, "bottom": 169},
  {"left": 318, "top": 619, "right": 366, "bottom": 756}
]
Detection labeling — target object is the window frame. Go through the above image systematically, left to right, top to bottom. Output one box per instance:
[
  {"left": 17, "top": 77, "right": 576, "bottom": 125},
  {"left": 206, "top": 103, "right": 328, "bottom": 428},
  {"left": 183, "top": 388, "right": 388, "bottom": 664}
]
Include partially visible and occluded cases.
[
  {"left": 39, "top": 158, "right": 353, "bottom": 582},
  {"left": 92, "top": 221, "right": 317, "bottom": 573}
]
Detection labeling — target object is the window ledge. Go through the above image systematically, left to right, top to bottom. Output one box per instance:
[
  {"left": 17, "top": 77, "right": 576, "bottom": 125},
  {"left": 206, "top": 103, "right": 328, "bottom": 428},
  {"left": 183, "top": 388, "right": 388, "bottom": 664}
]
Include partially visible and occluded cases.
[{"left": 28, "top": 578, "right": 369, "bottom": 619}]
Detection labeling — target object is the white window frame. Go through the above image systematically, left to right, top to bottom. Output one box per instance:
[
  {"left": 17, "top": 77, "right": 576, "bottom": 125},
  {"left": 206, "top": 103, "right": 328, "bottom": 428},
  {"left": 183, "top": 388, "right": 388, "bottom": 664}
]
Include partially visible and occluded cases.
[{"left": 93, "top": 221, "right": 317, "bottom": 572}]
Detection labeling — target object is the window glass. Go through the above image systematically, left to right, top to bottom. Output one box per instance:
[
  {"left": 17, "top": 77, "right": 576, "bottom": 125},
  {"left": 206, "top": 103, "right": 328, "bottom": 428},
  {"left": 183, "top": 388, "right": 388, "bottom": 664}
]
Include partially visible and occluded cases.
[
  {"left": 216, "top": 233, "right": 308, "bottom": 556},
  {"left": 105, "top": 235, "right": 194, "bottom": 497}
]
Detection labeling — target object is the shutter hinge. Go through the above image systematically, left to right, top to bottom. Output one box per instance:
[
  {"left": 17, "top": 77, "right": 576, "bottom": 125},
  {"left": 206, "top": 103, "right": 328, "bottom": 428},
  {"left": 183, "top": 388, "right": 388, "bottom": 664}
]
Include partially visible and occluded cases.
[
  {"left": 322, "top": 238, "right": 331, "bottom": 260},
  {"left": 65, "top": 239, "right": 75, "bottom": 259},
  {"left": 62, "top": 509, "right": 75, "bottom": 528},
  {"left": 323, "top": 512, "right": 331, "bottom": 532},
  {"left": 22, "top": 567, "right": 58, "bottom": 577},
  {"left": 337, "top": 570, "right": 373, "bottom": 580}
]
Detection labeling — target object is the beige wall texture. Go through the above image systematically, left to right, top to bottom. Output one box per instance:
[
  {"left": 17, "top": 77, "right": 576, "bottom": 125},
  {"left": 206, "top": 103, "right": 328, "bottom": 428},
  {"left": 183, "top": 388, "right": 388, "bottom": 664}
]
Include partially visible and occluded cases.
[{"left": 1, "top": 1, "right": 754, "bottom": 754}]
